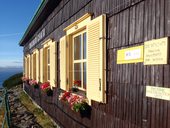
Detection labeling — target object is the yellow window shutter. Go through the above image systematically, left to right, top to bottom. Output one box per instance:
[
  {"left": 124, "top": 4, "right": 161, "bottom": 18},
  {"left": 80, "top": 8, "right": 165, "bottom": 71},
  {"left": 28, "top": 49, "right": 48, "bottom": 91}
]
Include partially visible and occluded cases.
[
  {"left": 87, "top": 14, "right": 106, "bottom": 104},
  {"left": 60, "top": 36, "right": 67, "bottom": 90},
  {"left": 50, "top": 42, "right": 56, "bottom": 87},
  {"left": 40, "top": 48, "right": 44, "bottom": 82},
  {"left": 43, "top": 48, "right": 47, "bottom": 82},
  {"left": 36, "top": 50, "right": 39, "bottom": 82},
  {"left": 33, "top": 53, "right": 36, "bottom": 80},
  {"left": 28, "top": 55, "right": 31, "bottom": 79},
  {"left": 30, "top": 55, "right": 32, "bottom": 79},
  {"left": 26, "top": 56, "right": 29, "bottom": 77},
  {"left": 24, "top": 57, "right": 26, "bottom": 77}
]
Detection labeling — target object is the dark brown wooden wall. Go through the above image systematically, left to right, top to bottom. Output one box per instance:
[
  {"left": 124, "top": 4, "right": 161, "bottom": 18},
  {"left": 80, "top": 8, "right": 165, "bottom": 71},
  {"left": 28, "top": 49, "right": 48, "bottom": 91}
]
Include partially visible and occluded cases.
[{"left": 23, "top": 0, "right": 170, "bottom": 127}]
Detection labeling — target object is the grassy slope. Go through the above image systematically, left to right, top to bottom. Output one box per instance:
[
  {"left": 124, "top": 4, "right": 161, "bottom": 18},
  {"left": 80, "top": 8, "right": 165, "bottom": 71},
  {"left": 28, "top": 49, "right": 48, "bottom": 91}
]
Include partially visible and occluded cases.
[
  {"left": 2, "top": 73, "right": 57, "bottom": 127},
  {"left": 3, "top": 73, "right": 23, "bottom": 89},
  {"left": 19, "top": 91, "right": 57, "bottom": 128}
]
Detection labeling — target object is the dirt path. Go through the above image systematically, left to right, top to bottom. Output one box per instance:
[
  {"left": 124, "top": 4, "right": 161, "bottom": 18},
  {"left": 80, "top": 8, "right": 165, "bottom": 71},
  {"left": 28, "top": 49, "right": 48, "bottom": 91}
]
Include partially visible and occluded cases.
[{"left": 8, "top": 87, "right": 42, "bottom": 128}]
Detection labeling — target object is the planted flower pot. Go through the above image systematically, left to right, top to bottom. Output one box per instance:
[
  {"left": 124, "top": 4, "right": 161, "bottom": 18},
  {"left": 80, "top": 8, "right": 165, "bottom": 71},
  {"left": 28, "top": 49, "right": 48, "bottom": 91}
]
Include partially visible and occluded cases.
[
  {"left": 33, "top": 84, "right": 39, "bottom": 89},
  {"left": 71, "top": 87, "right": 79, "bottom": 92},
  {"left": 45, "top": 88, "right": 53, "bottom": 96},
  {"left": 79, "top": 102, "right": 92, "bottom": 118}
]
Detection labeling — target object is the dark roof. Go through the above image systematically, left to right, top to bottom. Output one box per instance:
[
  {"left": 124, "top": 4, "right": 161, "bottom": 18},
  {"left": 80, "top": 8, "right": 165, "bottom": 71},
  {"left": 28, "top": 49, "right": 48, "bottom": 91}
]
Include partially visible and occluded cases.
[{"left": 19, "top": 0, "right": 60, "bottom": 46}]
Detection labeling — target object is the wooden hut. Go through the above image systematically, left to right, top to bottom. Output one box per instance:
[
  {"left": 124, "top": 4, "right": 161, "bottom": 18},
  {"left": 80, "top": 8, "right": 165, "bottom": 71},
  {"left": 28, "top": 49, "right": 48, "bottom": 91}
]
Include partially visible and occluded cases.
[{"left": 20, "top": 0, "right": 170, "bottom": 127}]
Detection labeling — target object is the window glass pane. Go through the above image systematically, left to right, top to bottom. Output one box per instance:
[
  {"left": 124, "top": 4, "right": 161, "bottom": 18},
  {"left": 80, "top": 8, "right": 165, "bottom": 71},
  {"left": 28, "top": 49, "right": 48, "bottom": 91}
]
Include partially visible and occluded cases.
[
  {"left": 83, "top": 33, "right": 86, "bottom": 59},
  {"left": 74, "top": 35, "right": 82, "bottom": 60},
  {"left": 47, "top": 48, "right": 50, "bottom": 64},
  {"left": 33, "top": 54, "right": 36, "bottom": 79},
  {"left": 83, "top": 62, "right": 86, "bottom": 89},
  {"left": 74, "top": 63, "right": 82, "bottom": 87},
  {"left": 48, "top": 65, "right": 50, "bottom": 80}
]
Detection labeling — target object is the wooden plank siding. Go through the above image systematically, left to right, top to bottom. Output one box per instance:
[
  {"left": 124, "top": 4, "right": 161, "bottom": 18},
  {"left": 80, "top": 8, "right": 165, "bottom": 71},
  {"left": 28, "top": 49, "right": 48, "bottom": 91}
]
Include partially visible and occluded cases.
[{"left": 23, "top": 0, "right": 170, "bottom": 127}]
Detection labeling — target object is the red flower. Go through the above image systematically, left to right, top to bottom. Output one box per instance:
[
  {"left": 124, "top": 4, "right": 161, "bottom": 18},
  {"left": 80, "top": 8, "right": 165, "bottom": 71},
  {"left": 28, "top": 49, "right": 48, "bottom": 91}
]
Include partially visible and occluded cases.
[
  {"left": 21, "top": 76, "right": 29, "bottom": 82},
  {"left": 29, "top": 80, "right": 37, "bottom": 86},
  {"left": 73, "top": 80, "right": 81, "bottom": 87},
  {"left": 40, "top": 82, "right": 50, "bottom": 90}
]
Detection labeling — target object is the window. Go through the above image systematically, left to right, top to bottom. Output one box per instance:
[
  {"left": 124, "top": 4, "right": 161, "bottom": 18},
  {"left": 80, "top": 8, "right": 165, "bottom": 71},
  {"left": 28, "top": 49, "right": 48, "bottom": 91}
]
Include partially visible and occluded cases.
[
  {"left": 60, "top": 14, "right": 106, "bottom": 104},
  {"left": 73, "top": 31, "right": 87, "bottom": 90},
  {"left": 41, "top": 39, "right": 56, "bottom": 87},
  {"left": 43, "top": 47, "right": 50, "bottom": 82},
  {"left": 47, "top": 47, "right": 50, "bottom": 81},
  {"left": 33, "top": 53, "right": 36, "bottom": 80},
  {"left": 27, "top": 56, "right": 30, "bottom": 78}
]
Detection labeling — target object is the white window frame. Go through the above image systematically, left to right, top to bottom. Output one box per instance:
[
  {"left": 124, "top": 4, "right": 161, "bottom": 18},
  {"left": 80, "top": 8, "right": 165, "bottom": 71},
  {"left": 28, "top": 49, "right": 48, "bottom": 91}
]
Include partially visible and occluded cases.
[
  {"left": 72, "top": 30, "right": 87, "bottom": 90},
  {"left": 47, "top": 47, "right": 50, "bottom": 81}
]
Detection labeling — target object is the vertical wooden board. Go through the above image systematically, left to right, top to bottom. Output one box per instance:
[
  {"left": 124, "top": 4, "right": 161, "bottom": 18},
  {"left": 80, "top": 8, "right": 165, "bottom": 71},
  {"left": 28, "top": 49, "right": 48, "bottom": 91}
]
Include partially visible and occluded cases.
[
  {"left": 143, "top": 0, "right": 149, "bottom": 41},
  {"left": 147, "top": 0, "right": 152, "bottom": 40},
  {"left": 151, "top": 0, "right": 156, "bottom": 39},
  {"left": 155, "top": 0, "right": 160, "bottom": 38},
  {"left": 159, "top": 0, "right": 164, "bottom": 37},
  {"left": 165, "top": 0, "right": 170, "bottom": 36},
  {"left": 139, "top": 2, "right": 144, "bottom": 43},
  {"left": 135, "top": 3, "right": 140, "bottom": 44},
  {"left": 129, "top": 6, "right": 136, "bottom": 44},
  {"left": 125, "top": 9, "right": 129, "bottom": 46},
  {"left": 121, "top": 10, "right": 126, "bottom": 46},
  {"left": 118, "top": 12, "right": 123, "bottom": 47},
  {"left": 116, "top": 14, "right": 120, "bottom": 47},
  {"left": 113, "top": 15, "right": 117, "bottom": 48},
  {"left": 108, "top": 16, "right": 113, "bottom": 49},
  {"left": 113, "top": 49, "right": 117, "bottom": 83},
  {"left": 107, "top": 50, "right": 111, "bottom": 82},
  {"left": 110, "top": 50, "right": 114, "bottom": 83},
  {"left": 114, "top": 50, "right": 118, "bottom": 83},
  {"left": 117, "top": 62, "right": 121, "bottom": 84},
  {"left": 139, "top": 63, "right": 144, "bottom": 86},
  {"left": 119, "top": 64, "right": 123, "bottom": 84},
  {"left": 122, "top": 64, "right": 126, "bottom": 83},
  {"left": 124, "top": 64, "right": 128, "bottom": 84},
  {"left": 133, "top": 64, "right": 137, "bottom": 85},
  {"left": 136, "top": 64, "right": 140, "bottom": 85},
  {"left": 164, "top": 65, "right": 170, "bottom": 128},
  {"left": 150, "top": 66, "right": 155, "bottom": 86},
  {"left": 150, "top": 66, "right": 156, "bottom": 128},
  {"left": 155, "top": 66, "right": 163, "bottom": 86},
  {"left": 136, "top": 67, "right": 140, "bottom": 126},
  {"left": 113, "top": 84, "right": 117, "bottom": 121},
  {"left": 116, "top": 84, "right": 119, "bottom": 120},
  {"left": 119, "top": 84, "right": 123, "bottom": 122},
  {"left": 122, "top": 84, "right": 125, "bottom": 121},
  {"left": 124, "top": 84, "right": 129, "bottom": 128},
  {"left": 125, "top": 84, "right": 129, "bottom": 121},
  {"left": 129, "top": 84, "right": 133, "bottom": 127},
  {"left": 133, "top": 85, "right": 137, "bottom": 127},
  {"left": 138, "top": 85, "right": 143, "bottom": 127},
  {"left": 157, "top": 100, "right": 162, "bottom": 128},
  {"left": 158, "top": 100, "right": 164, "bottom": 128}
]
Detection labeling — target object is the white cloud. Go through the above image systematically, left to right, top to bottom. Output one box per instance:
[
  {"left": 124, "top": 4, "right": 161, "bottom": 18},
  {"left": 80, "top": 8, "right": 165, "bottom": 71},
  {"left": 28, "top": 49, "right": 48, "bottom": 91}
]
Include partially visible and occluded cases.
[{"left": 0, "top": 32, "right": 23, "bottom": 37}]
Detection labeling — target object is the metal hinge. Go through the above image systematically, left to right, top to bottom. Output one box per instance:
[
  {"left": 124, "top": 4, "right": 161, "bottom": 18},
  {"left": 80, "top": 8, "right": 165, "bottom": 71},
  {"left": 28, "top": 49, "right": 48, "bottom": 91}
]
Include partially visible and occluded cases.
[
  {"left": 99, "top": 37, "right": 111, "bottom": 40},
  {"left": 66, "top": 42, "right": 68, "bottom": 48},
  {"left": 66, "top": 78, "right": 69, "bottom": 85},
  {"left": 99, "top": 78, "right": 101, "bottom": 91}
]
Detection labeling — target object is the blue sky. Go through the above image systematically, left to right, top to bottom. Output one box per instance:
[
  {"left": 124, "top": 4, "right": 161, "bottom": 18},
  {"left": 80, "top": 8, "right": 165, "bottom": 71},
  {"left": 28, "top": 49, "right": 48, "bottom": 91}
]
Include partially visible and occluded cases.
[{"left": 0, "top": 0, "right": 41, "bottom": 67}]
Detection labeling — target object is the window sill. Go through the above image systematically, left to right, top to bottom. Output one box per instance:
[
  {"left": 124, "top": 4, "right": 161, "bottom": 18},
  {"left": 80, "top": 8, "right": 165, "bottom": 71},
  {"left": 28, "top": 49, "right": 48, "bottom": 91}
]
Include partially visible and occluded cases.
[{"left": 70, "top": 89, "right": 86, "bottom": 98}]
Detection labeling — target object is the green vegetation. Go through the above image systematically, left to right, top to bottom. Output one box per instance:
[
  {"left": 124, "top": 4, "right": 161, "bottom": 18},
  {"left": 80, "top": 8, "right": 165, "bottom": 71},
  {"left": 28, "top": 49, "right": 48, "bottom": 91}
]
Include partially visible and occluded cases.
[
  {"left": 3, "top": 73, "right": 23, "bottom": 89},
  {"left": 0, "top": 90, "right": 8, "bottom": 128},
  {"left": 19, "top": 92, "right": 57, "bottom": 128},
  {"left": 0, "top": 106, "right": 5, "bottom": 127}
]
